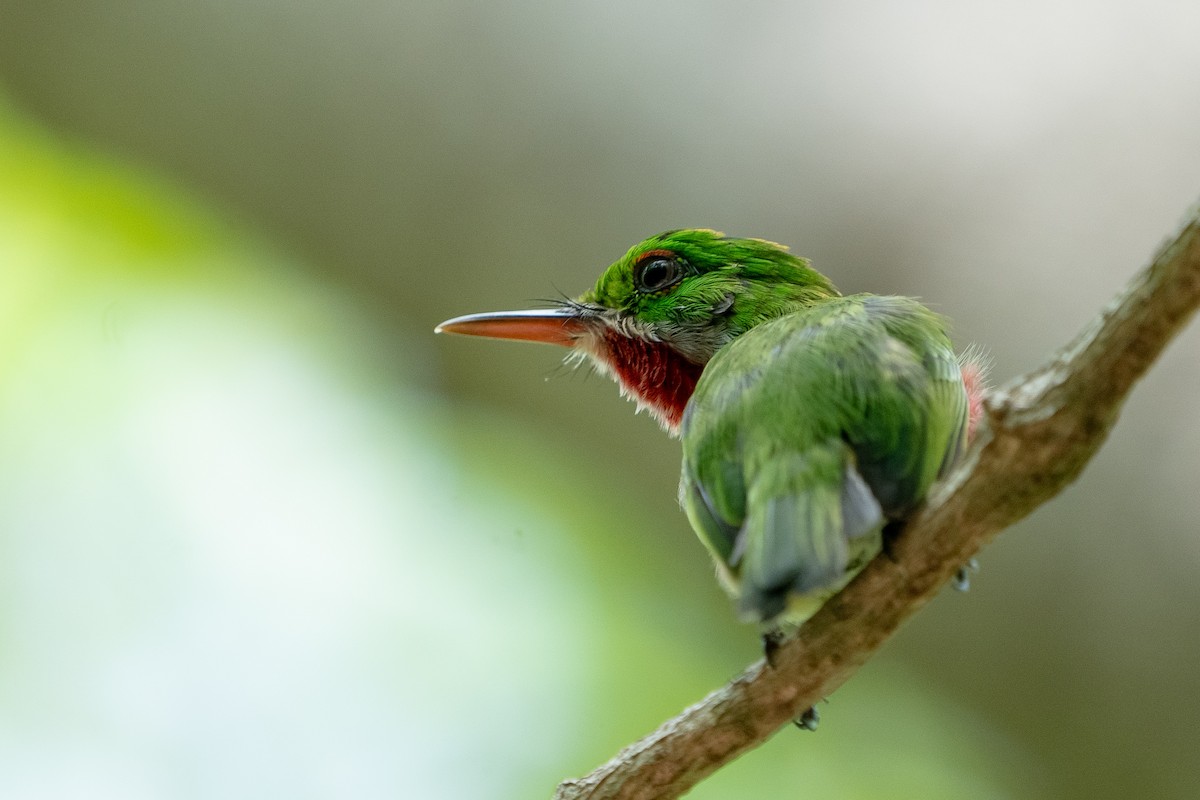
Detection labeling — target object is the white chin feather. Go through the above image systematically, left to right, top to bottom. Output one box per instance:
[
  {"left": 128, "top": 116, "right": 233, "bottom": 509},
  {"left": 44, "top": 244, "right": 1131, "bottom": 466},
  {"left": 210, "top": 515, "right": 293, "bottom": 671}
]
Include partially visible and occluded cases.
[{"left": 565, "top": 331, "right": 681, "bottom": 436}]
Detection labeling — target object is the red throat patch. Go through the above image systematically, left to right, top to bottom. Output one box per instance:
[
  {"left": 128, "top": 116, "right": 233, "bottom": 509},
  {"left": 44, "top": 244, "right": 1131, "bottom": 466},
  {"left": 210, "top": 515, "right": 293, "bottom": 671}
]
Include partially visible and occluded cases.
[{"left": 599, "top": 330, "right": 705, "bottom": 433}]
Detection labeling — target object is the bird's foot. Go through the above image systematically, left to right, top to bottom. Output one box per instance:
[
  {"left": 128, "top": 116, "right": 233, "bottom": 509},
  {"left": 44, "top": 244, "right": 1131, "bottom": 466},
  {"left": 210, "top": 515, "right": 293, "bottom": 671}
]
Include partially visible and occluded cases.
[
  {"left": 880, "top": 520, "right": 905, "bottom": 563},
  {"left": 953, "top": 558, "right": 980, "bottom": 592},
  {"left": 762, "top": 629, "right": 785, "bottom": 669},
  {"left": 794, "top": 705, "right": 821, "bottom": 732}
]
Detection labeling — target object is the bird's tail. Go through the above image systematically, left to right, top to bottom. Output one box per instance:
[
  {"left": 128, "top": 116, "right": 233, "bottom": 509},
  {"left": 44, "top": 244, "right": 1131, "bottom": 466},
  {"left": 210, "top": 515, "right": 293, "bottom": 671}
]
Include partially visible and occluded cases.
[{"left": 734, "top": 446, "right": 883, "bottom": 623}]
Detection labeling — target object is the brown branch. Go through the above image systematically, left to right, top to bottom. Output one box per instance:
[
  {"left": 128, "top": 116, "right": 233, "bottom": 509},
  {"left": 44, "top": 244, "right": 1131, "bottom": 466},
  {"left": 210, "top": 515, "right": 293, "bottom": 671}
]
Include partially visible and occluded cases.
[{"left": 554, "top": 204, "right": 1200, "bottom": 800}]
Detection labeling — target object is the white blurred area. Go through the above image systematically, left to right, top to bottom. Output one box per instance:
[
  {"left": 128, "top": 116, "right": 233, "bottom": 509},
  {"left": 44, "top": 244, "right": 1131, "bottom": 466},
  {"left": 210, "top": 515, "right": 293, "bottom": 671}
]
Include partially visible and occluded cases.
[{"left": 0, "top": 283, "right": 595, "bottom": 798}]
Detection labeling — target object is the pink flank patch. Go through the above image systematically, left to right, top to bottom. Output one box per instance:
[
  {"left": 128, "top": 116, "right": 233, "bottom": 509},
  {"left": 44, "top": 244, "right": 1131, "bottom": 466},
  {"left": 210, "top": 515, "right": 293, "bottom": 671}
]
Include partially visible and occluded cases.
[
  {"left": 601, "top": 330, "right": 705, "bottom": 434},
  {"left": 961, "top": 360, "right": 987, "bottom": 441}
]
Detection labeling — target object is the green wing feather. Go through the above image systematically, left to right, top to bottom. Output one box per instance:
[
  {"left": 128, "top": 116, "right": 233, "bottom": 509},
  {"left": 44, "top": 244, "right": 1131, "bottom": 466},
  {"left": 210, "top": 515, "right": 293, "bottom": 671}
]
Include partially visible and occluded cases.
[{"left": 679, "top": 295, "right": 968, "bottom": 624}]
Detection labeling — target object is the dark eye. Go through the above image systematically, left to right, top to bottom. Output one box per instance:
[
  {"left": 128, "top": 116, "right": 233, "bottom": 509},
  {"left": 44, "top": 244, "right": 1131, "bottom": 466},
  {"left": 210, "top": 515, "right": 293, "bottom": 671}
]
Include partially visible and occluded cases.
[{"left": 635, "top": 254, "right": 683, "bottom": 293}]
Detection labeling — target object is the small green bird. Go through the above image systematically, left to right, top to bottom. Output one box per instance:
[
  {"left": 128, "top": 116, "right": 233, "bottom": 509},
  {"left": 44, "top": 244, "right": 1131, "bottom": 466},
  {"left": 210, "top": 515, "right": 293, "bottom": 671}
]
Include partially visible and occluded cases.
[{"left": 437, "top": 229, "right": 984, "bottom": 631}]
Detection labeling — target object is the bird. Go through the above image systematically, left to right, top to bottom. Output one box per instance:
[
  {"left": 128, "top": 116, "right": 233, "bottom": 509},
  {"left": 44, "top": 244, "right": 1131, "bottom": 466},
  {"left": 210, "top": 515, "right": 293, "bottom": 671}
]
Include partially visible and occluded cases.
[{"left": 437, "top": 229, "right": 985, "bottom": 636}]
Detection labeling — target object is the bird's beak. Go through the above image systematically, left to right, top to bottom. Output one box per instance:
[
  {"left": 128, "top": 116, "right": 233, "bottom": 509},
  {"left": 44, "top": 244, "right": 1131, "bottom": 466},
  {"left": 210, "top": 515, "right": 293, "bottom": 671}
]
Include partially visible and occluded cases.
[{"left": 434, "top": 307, "right": 588, "bottom": 348}]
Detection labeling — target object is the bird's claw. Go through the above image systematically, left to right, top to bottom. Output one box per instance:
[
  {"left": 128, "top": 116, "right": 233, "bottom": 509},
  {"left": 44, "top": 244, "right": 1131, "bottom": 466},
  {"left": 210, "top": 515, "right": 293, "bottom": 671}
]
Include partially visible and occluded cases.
[
  {"left": 880, "top": 520, "right": 905, "bottom": 563},
  {"left": 953, "top": 558, "right": 980, "bottom": 592},
  {"left": 762, "top": 630, "right": 785, "bottom": 669},
  {"left": 794, "top": 705, "right": 820, "bottom": 731}
]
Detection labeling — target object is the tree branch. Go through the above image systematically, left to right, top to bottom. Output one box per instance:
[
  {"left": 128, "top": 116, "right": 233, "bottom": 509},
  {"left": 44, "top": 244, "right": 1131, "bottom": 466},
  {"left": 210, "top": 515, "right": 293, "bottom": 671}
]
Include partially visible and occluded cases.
[{"left": 554, "top": 204, "right": 1200, "bottom": 800}]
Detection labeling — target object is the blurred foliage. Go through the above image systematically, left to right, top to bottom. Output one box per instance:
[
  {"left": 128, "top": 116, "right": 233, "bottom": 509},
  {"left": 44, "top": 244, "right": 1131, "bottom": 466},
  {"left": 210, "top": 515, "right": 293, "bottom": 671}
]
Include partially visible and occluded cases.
[{"left": 1, "top": 2, "right": 1199, "bottom": 798}]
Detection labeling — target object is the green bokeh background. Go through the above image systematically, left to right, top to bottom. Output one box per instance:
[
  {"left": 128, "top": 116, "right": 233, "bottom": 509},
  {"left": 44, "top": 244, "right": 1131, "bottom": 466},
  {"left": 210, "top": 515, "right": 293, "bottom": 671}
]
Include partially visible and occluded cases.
[{"left": 1, "top": 3, "right": 1198, "bottom": 798}]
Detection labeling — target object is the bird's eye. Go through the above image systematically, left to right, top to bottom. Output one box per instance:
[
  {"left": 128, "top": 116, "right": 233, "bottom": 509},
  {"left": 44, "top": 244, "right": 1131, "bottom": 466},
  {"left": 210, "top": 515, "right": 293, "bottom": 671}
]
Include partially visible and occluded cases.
[{"left": 635, "top": 254, "right": 683, "bottom": 293}]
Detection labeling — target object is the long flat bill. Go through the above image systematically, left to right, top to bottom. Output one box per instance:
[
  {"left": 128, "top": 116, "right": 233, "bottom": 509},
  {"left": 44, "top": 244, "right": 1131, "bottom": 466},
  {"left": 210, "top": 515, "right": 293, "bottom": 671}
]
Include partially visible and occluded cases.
[{"left": 434, "top": 308, "right": 586, "bottom": 347}]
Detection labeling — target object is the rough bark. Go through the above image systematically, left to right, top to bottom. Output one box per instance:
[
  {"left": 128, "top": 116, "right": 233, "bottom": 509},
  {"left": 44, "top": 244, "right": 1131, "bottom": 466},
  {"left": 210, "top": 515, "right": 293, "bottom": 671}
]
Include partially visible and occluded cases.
[{"left": 554, "top": 204, "right": 1200, "bottom": 800}]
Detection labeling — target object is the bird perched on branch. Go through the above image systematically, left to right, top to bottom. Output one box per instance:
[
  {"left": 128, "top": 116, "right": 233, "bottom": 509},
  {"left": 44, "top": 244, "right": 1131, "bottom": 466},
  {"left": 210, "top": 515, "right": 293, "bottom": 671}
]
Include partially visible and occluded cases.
[{"left": 438, "top": 229, "right": 985, "bottom": 634}]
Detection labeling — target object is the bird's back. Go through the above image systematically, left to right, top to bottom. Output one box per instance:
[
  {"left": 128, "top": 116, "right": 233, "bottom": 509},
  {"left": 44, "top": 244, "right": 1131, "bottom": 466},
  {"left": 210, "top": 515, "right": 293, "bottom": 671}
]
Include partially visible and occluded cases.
[{"left": 679, "top": 294, "right": 969, "bottom": 624}]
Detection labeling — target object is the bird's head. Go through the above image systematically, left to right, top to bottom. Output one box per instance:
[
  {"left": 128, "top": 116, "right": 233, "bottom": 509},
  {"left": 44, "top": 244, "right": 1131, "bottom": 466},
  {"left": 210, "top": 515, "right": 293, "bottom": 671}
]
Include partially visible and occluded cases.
[{"left": 437, "top": 229, "right": 839, "bottom": 434}]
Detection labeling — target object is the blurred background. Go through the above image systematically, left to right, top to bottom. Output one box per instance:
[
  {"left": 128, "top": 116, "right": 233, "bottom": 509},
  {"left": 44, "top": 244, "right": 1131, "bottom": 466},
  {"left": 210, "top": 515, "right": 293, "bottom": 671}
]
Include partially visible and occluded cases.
[{"left": 0, "top": 1, "right": 1198, "bottom": 797}]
